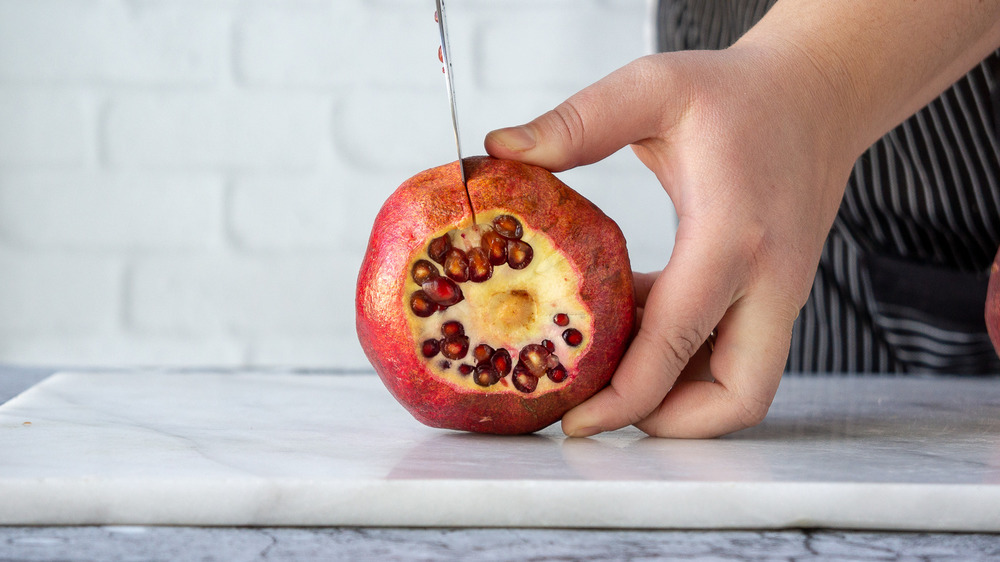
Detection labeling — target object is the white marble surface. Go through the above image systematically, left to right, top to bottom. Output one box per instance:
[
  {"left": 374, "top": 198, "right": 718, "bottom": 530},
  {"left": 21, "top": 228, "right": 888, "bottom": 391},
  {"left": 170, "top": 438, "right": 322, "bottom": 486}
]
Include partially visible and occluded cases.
[{"left": 2, "top": 371, "right": 1000, "bottom": 530}]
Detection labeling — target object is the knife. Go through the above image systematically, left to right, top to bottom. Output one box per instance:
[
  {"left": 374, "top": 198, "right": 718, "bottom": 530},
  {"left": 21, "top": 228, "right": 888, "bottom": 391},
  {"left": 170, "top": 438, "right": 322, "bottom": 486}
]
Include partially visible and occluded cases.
[{"left": 435, "top": 0, "right": 476, "bottom": 224}]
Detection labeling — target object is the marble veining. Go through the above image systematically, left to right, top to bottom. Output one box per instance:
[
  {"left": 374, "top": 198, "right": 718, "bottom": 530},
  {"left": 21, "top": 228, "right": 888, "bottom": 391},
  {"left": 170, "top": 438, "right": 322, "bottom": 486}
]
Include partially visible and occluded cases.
[
  {"left": 2, "top": 372, "right": 1000, "bottom": 529},
  {"left": 5, "top": 526, "right": 1000, "bottom": 562}
]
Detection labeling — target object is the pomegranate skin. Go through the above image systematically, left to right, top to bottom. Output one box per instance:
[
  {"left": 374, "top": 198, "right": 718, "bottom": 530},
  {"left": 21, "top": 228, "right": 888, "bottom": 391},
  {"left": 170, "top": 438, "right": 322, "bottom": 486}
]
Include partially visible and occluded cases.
[
  {"left": 356, "top": 156, "right": 635, "bottom": 434},
  {"left": 987, "top": 245, "right": 1000, "bottom": 360}
]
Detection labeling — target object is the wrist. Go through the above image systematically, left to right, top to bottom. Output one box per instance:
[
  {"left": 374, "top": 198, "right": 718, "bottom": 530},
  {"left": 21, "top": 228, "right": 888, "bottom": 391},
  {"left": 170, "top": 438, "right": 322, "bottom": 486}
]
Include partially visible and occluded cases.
[
  {"left": 733, "top": 0, "right": 1000, "bottom": 161},
  {"left": 722, "top": 37, "right": 866, "bottom": 173}
]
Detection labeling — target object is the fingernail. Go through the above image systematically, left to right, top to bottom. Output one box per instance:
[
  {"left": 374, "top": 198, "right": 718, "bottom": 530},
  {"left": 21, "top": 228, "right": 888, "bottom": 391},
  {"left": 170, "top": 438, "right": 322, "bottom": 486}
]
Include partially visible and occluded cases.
[
  {"left": 490, "top": 126, "right": 536, "bottom": 152},
  {"left": 567, "top": 426, "right": 601, "bottom": 438}
]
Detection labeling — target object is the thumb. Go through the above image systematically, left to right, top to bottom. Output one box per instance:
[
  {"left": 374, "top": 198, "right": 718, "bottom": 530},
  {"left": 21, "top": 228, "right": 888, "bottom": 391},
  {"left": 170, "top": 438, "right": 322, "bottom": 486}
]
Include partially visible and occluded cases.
[{"left": 484, "top": 56, "right": 681, "bottom": 172}]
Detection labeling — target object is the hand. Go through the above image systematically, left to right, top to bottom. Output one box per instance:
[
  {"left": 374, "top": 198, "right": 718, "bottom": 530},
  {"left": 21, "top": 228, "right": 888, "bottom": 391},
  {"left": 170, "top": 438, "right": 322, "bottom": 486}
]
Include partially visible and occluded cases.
[{"left": 485, "top": 46, "right": 857, "bottom": 437}]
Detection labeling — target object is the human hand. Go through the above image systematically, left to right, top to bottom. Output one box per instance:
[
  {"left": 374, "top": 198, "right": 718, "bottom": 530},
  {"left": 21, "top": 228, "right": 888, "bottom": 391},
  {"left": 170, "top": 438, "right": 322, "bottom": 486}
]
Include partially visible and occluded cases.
[{"left": 485, "top": 46, "right": 859, "bottom": 437}]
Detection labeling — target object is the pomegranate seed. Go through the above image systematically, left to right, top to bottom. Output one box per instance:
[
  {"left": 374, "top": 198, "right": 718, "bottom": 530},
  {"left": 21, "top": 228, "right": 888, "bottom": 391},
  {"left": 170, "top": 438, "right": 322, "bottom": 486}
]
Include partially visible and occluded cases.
[
  {"left": 434, "top": 9, "right": 438, "bottom": 23},
  {"left": 437, "top": 45, "right": 443, "bottom": 63},
  {"left": 492, "top": 215, "right": 523, "bottom": 239},
  {"left": 480, "top": 230, "right": 508, "bottom": 265},
  {"left": 428, "top": 234, "right": 452, "bottom": 264},
  {"left": 506, "top": 240, "right": 533, "bottom": 270},
  {"left": 467, "top": 247, "right": 493, "bottom": 282},
  {"left": 444, "top": 248, "right": 470, "bottom": 282},
  {"left": 411, "top": 259, "right": 440, "bottom": 286},
  {"left": 421, "top": 277, "right": 463, "bottom": 306},
  {"left": 409, "top": 290, "right": 438, "bottom": 317},
  {"left": 553, "top": 313, "right": 570, "bottom": 327},
  {"left": 441, "top": 320, "right": 464, "bottom": 337},
  {"left": 563, "top": 328, "right": 584, "bottom": 347},
  {"left": 441, "top": 335, "right": 470, "bottom": 360},
  {"left": 421, "top": 339, "right": 440, "bottom": 358},
  {"left": 541, "top": 339, "right": 555, "bottom": 353},
  {"left": 473, "top": 343, "right": 494, "bottom": 363},
  {"left": 519, "top": 344, "right": 550, "bottom": 376},
  {"left": 491, "top": 348, "right": 512, "bottom": 376},
  {"left": 546, "top": 354, "right": 561, "bottom": 370},
  {"left": 440, "top": 360, "right": 451, "bottom": 370},
  {"left": 473, "top": 363, "right": 500, "bottom": 387},
  {"left": 512, "top": 363, "right": 538, "bottom": 393},
  {"left": 458, "top": 364, "right": 474, "bottom": 376},
  {"left": 547, "top": 364, "right": 568, "bottom": 383}
]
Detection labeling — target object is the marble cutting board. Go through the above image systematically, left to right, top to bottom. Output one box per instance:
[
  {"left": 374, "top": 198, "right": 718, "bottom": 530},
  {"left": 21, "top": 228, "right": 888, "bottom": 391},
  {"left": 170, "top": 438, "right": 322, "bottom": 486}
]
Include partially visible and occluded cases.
[{"left": 2, "top": 371, "right": 1000, "bottom": 530}]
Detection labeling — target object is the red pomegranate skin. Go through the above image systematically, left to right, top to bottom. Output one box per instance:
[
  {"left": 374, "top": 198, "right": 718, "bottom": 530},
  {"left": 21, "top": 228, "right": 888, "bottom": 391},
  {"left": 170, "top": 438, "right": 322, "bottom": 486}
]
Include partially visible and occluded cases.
[
  {"left": 356, "top": 156, "right": 634, "bottom": 434},
  {"left": 987, "top": 245, "right": 1000, "bottom": 359}
]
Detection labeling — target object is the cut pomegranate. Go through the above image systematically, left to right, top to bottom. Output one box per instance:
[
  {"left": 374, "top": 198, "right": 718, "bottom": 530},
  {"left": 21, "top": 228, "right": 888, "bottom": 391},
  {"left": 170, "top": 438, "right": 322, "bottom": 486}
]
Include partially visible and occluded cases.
[{"left": 357, "top": 157, "right": 634, "bottom": 434}]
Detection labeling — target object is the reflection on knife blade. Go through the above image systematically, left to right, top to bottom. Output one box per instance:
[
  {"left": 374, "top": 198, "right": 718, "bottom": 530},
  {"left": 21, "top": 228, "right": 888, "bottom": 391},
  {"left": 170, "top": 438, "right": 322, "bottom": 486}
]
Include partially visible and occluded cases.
[{"left": 435, "top": 0, "right": 477, "bottom": 225}]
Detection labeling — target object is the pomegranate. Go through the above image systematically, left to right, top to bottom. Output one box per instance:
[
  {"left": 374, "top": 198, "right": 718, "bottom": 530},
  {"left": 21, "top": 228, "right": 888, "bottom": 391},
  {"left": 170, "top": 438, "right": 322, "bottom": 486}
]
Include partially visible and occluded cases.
[
  {"left": 356, "top": 156, "right": 634, "bottom": 434},
  {"left": 987, "top": 245, "right": 1000, "bottom": 358}
]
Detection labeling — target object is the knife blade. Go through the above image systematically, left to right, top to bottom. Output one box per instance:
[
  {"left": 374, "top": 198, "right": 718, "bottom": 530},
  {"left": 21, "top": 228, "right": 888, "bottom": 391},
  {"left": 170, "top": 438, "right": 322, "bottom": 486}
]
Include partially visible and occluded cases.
[{"left": 435, "top": 0, "right": 476, "bottom": 224}]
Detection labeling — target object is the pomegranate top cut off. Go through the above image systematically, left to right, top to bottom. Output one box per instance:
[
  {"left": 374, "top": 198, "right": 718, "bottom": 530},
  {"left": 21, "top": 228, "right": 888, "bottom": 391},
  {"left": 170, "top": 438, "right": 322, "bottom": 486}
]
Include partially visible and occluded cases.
[{"left": 356, "top": 156, "right": 634, "bottom": 434}]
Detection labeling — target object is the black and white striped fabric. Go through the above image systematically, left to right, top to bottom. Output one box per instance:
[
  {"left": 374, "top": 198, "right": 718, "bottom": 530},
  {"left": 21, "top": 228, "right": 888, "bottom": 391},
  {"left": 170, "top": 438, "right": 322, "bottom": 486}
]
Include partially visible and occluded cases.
[{"left": 656, "top": 0, "right": 1000, "bottom": 374}]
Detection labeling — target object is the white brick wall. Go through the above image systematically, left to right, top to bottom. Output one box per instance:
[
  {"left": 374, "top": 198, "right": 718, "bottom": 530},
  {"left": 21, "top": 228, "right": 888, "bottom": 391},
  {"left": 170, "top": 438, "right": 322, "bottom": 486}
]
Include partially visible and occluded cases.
[{"left": 0, "top": 0, "right": 674, "bottom": 369}]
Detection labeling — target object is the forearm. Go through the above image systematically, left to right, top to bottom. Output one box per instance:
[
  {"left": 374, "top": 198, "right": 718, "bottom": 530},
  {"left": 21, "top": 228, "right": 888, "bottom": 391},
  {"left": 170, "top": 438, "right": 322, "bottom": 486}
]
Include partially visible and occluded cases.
[{"left": 735, "top": 0, "right": 1000, "bottom": 160}]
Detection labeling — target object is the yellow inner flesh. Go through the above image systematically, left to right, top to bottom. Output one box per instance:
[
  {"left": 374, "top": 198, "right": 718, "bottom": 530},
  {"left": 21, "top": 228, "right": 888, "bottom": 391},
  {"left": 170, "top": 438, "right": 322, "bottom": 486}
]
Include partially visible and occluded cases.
[{"left": 405, "top": 209, "right": 591, "bottom": 394}]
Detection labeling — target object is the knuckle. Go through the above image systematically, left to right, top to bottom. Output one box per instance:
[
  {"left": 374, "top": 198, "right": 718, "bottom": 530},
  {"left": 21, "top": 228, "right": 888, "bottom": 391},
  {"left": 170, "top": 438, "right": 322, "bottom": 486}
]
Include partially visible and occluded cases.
[
  {"left": 548, "top": 101, "right": 587, "bottom": 153},
  {"left": 635, "top": 323, "right": 704, "bottom": 376},
  {"left": 606, "top": 382, "right": 650, "bottom": 427},
  {"left": 732, "top": 392, "right": 772, "bottom": 429}
]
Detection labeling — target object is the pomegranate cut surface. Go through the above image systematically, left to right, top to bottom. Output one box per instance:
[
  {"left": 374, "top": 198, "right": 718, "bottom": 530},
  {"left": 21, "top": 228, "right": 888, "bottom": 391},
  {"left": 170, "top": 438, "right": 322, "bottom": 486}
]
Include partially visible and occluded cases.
[
  {"left": 356, "top": 157, "right": 634, "bottom": 434},
  {"left": 404, "top": 208, "right": 594, "bottom": 399}
]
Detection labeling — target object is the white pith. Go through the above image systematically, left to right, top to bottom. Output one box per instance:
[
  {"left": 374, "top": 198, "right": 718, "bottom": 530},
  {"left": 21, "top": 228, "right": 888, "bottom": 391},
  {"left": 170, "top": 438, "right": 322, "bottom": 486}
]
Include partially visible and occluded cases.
[{"left": 405, "top": 209, "right": 591, "bottom": 394}]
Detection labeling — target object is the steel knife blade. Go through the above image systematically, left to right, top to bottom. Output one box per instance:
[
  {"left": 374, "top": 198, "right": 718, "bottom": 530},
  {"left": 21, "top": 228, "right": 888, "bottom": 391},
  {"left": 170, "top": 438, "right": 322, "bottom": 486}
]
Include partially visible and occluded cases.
[{"left": 435, "top": 0, "right": 475, "bottom": 222}]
